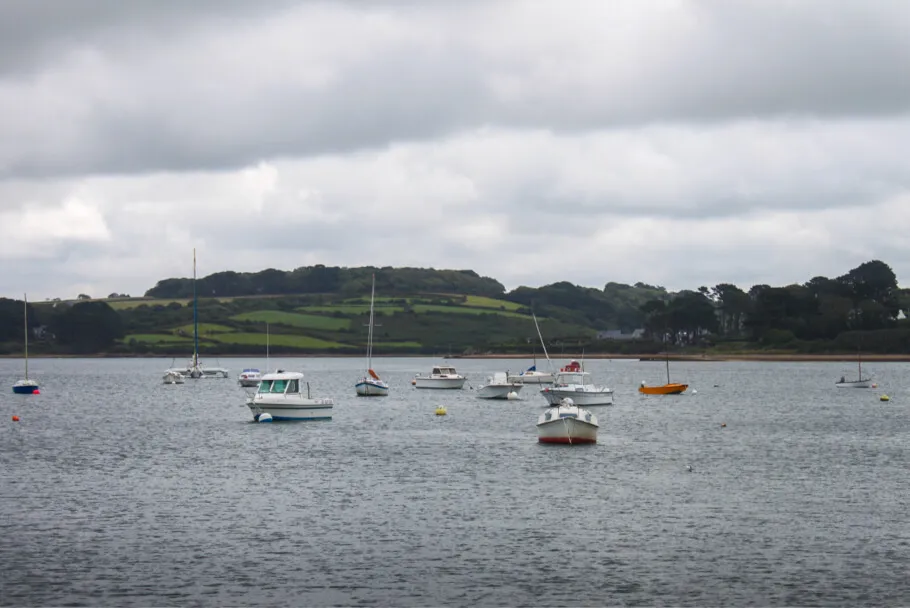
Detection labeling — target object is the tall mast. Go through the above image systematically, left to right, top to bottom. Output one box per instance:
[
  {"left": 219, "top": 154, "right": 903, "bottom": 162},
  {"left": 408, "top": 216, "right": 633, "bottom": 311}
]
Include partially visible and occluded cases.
[
  {"left": 193, "top": 248, "right": 198, "bottom": 370},
  {"left": 367, "top": 273, "right": 376, "bottom": 370},
  {"left": 23, "top": 293, "right": 28, "bottom": 380},
  {"left": 532, "top": 312, "right": 553, "bottom": 373},
  {"left": 665, "top": 350, "right": 671, "bottom": 385}
]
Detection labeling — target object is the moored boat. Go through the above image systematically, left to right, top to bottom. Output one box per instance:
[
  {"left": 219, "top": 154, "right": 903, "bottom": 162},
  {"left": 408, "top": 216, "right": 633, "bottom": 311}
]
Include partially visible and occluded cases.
[
  {"left": 355, "top": 274, "right": 390, "bottom": 397},
  {"left": 12, "top": 294, "right": 39, "bottom": 395},
  {"left": 639, "top": 349, "right": 688, "bottom": 395},
  {"left": 540, "top": 360, "right": 613, "bottom": 406},
  {"left": 414, "top": 366, "right": 466, "bottom": 389},
  {"left": 238, "top": 368, "right": 262, "bottom": 387},
  {"left": 163, "top": 370, "right": 186, "bottom": 384},
  {"left": 246, "top": 370, "right": 334, "bottom": 421},
  {"left": 477, "top": 372, "right": 522, "bottom": 399},
  {"left": 537, "top": 398, "right": 598, "bottom": 444}
]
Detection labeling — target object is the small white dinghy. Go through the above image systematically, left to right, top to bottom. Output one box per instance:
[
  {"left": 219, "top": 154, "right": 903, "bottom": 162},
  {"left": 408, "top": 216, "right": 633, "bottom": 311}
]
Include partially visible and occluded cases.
[
  {"left": 163, "top": 370, "right": 185, "bottom": 384},
  {"left": 477, "top": 372, "right": 522, "bottom": 399},
  {"left": 537, "top": 398, "right": 598, "bottom": 444}
]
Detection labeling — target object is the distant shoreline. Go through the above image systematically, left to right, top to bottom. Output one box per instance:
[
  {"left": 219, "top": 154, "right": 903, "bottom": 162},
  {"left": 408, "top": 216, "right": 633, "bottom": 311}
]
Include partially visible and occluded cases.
[{"left": 5, "top": 352, "right": 910, "bottom": 362}]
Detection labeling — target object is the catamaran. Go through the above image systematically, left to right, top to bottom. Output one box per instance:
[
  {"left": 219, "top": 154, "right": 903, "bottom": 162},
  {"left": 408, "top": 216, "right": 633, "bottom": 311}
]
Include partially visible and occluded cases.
[
  {"left": 166, "top": 249, "right": 229, "bottom": 379},
  {"left": 355, "top": 274, "right": 389, "bottom": 396},
  {"left": 12, "top": 294, "right": 40, "bottom": 394}
]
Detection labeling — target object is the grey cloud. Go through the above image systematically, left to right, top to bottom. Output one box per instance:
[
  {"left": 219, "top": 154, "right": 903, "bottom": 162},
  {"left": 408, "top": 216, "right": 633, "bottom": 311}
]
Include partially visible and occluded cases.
[{"left": 1, "top": 1, "right": 909, "bottom": 178}]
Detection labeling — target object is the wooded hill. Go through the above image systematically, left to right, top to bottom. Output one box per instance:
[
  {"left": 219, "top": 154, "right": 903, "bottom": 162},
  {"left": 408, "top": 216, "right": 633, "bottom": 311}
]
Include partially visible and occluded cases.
[{"left": 2, "top": 260, "right": 909, "bottom": 356}]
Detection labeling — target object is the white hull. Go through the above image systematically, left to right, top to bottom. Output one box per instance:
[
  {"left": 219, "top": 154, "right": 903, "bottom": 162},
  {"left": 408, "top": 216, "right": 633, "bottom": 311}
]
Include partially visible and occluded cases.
[
  {"left": 163, "top": 371, "right": 185, "bottom": 384},
  {"left": 508, "top": 371, "right": 554, "bottom": 384},
  {"left": 414, "top": 377, "right": 466, "bottom": 389},
  {"left": 238, "top": 379, "right": 260, "bottom": 387},
  {"left": 356, "top": 379, "right": 390, "bottom": 396},
  {"left": 836, "top": 379, "right": 872, "bottom": 389},
  {"left": 477, "top": 384, "right": 522, "bottom": 399},
  {"left": 541, "top": 386, "right": 613, "bottom": 406},
  {"left": 247, "top": 396, "right": 334, "bottom": 421},
  {"left": 537, "top": 403, "right": 598, "bottom": 444}
]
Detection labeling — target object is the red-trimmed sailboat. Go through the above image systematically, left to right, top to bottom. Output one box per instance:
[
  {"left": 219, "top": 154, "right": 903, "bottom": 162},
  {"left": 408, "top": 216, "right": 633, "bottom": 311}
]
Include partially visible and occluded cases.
[{"left": 355, "top": 274, "right": 389, "bottom": 396}]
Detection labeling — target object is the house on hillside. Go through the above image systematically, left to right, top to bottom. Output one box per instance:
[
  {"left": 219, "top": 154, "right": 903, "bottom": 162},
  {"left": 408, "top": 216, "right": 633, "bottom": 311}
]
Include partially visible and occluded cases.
[{"left": 597, "top": 328, "right": 645, "bottom": 341}]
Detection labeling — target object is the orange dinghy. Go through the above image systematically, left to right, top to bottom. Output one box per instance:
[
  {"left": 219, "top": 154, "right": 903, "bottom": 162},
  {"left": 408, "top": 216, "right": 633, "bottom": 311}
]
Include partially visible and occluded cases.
[{"left": 639, "top": 382, "right": 688, "bottom": 395}]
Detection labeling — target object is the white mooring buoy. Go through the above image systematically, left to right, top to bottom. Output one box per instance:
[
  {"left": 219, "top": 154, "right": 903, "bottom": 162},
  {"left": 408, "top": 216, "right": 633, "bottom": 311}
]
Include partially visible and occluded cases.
[{"left": 258, "top": 413, "right": 273, "bottom": 423}]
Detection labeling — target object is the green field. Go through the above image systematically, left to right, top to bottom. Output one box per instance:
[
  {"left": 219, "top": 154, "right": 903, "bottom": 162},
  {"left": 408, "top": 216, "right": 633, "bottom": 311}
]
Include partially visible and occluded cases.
[
  {"left": 462, "top": 295, "right": 524, "bottom": 311},
  {"left": 411, "top": 304, "right": 528, "bottom": 318},
  {"left": 297, "top": 305, "right": 404, "bottom": 315},
  {"left": 232, "top": 310, "right": 350, "bottom": 331},
  {"left": 170, "top": 323, "right": 236, "bottom": 335},
  {"left": 124, "top": 333, "right": 192, "bottom": 344},
  {"left": 209, "top": 333, "right": 349, "bottom": 349},
  {"left": 371, "top": 341, "right": 422, "bottom": 349}
]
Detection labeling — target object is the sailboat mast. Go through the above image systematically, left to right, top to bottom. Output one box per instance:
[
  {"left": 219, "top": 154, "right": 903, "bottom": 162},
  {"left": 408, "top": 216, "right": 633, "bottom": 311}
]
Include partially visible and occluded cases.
[
  {"left": 193, "top": 248, "right": 198, "bottom": 370},
  {"left": 367, "top": 274, "right": 376, "bottom": 370},
  {"left": 23, "top": 294, "right": 28, "bottom": 380},
  {"left": 532, "top": 312, "right": 553, "bottom": 372},
  {"left": 266, "top": 322, "right": 270, "bottom": 372},
  {"left": 665, "top": 350, "right": 671, "bottom": 384}
]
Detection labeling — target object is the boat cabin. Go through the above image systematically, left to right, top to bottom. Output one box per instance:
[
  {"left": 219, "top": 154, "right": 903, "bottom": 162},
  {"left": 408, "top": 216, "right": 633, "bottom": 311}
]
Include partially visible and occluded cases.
[
  {"left": 561, "top": 360, "right": 582, "bottom": 372},
  {"left": 432, "top": 366, "right": 459, "bottom": 377},
  {"left": 257, "top": 371, "right": 305, "bottom": 394},
  {"left": 554, "top": 371, "right": 591, "bottom": 386}
]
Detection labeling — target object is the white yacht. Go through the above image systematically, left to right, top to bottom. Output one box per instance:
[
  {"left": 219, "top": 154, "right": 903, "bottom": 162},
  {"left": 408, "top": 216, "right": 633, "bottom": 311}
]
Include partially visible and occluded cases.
[
  {"left": 540, "top": 360, "right": 613, "bottom": 406},
  {"left": 413, "top": 366, "right": 466, "bottom": 389},
  {"left": 238, "top": 368, "right": 262, "bottom": 387},
  {"left": 246, "top": 370, "right": 334, "bottom": 421},
  {"left": 477, "top": 372, "right": 522, "bottom": 399}
]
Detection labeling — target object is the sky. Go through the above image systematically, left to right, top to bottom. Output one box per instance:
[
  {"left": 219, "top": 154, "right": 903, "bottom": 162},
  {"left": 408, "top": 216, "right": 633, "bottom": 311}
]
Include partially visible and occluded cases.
[{"left": 2, "top": 0, "right": 909, "bottom": 301}]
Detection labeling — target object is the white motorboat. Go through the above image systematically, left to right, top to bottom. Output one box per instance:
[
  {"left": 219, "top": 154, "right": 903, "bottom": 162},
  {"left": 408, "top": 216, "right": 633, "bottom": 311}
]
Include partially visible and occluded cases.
[
  {"left": 355, "top": 274, "right": 390, "bottom": 397},
  {"left": 540, "top": 360, "right": 613, "bottom": 406},
  {"left": 508, "top": 365, "right": 555, "bottom": 385},
  {"left": 413, "top": 366, "right": 467, "bottom": 389},
  {"left": 238, "top": 368, "right": 262, "bottom": 387},
  {"left": 163, "top": 370, "right": 185, "bottom": 384},
  {"left": 246, "top": 370, "right": 334, "bottom": 421},
  {"left": 477, "top": 372, "right": 522, "bottom": 399},
  {"left": 537, "top": 398, "right": 598, "bottom": 444}
]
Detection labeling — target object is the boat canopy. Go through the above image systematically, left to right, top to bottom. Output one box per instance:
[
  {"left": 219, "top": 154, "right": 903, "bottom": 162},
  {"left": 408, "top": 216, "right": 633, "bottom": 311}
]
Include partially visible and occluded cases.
[
  {"left": 432, "top": 367, "right": 458, "bottom": 375},
  {"left": 555, "top": 371, "right": 590, "bottom": 385}
]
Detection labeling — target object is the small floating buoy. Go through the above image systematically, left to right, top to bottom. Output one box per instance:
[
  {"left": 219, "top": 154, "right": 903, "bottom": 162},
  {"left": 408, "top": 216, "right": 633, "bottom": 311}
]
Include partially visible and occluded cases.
[
  {"left": 411, "top": 379, "right": 417, "bottom": 386},
  {"left": 872, "top": 383, "right": 878, "bottom": 388},
  {"left": 713, "top": 384, "right": 720, "bottom": 388},
  {"left": 692, "top": 389, "right": 697, "bottom": 395},
  {"left": 33, "top": 390, "right": 40, "bottom": 395},
  {"left": 506, "top": 391, "right": 519, "bottom": 400},
  {"left": 880, "top": 395, "right": 890, "bottom": 402},
  {"left": 435, "top": 406, "right": 447, "bottom": 416},
  {"left": 258, "top": 413, "right": 273, "bottom": 422},
  {"left": 12, "top": 415, "right": 19, "bottom": 422},
  {"left": 721, "top": 422, "right": 726, "bottom": 428},
  {"left": 685, "top": 464, "right": 694, "bottom": 472}
]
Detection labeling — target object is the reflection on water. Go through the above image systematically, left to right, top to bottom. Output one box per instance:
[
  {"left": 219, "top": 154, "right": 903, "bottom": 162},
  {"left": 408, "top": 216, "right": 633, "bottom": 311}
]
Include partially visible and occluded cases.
[{"left": 1, "top": 357, "right": 908, "bottom": 606}]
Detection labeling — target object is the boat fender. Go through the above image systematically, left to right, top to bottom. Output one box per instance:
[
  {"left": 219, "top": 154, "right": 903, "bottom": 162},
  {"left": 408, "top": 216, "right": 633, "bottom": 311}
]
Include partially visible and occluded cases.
[{"left": 258, "top": 413, "right": 273, "bottom": 422}]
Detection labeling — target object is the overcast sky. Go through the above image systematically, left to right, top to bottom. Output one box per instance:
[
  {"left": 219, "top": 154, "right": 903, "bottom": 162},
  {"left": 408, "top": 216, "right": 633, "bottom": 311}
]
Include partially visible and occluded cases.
[{"left": 2, "top": 0, "right": 909, "bottom": 301}]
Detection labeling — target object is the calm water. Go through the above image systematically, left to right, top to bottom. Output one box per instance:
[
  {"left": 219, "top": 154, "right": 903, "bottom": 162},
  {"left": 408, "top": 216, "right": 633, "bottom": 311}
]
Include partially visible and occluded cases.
[{"left": 1, "top": 356, "right": 908, "bottom": 607}]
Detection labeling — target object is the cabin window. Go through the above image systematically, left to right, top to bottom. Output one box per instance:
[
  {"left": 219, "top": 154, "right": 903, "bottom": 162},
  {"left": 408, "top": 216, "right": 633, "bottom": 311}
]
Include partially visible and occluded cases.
[
  {"left": 271, "top": 379, "right": 288, "bottom": 393},
  {"left": 286, "top": 379, "right": 299, "bottom": 394},
  {"left": 258, "top": 380, "right": 273, "bottom": 393}
]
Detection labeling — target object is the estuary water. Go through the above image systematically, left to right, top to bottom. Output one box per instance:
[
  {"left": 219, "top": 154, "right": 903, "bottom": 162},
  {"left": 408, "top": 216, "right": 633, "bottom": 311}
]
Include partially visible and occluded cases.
[{"left": 1, "top": 356, "right": 908, "bottom": 607}]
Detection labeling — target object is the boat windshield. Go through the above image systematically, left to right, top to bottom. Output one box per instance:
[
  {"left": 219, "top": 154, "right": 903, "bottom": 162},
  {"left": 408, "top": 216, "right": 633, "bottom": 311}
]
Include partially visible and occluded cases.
[
  {"left": 434, "top": 367, "right": 457, "bottom": 375},
  {"left": 557, "top": 372, "right": 589, "bottom": 385},
  {"left": 286, "top": 379, "right": 299, "bottom": 394},
  {"left": 258, "top": 380, "right": 273, "bottom": 393}
]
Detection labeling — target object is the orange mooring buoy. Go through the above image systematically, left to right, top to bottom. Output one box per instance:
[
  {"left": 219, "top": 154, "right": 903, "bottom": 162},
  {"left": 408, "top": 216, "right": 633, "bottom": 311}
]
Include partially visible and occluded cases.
[{"left": 12, "top": 415, "right": 20, "bottom": 422}]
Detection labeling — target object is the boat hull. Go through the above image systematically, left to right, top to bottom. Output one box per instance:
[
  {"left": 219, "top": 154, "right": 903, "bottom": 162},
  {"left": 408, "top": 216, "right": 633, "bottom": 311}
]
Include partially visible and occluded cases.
[
  {"left": 508, "top": 372, "right": 554, "bottom": 384},
  {"left": 414, "top": 377, "right": 466, "bottom": 389},
  {"left": 238, "top": 379, "right": 260, "bottom": 387},
  {"left": 356, "top": 379, "right": 390, "bottom": 396},
  {"left": 835, "top": 379, "right": 872, "bottom": 389},
  {"left": 12, "top": 380, "right": 39, "bottom": 394},
  {"left": 639, "top": 383, "right": 688, "bottom": 395},
  {"left": 477, "top": 384, "right": 522, "bottom": 399},
  {"left": 541, "top": 387, "right": 613, "bottom": 406},
  {"left": 247, "top": 396, "right": 334, "bottom": 421},
  {"left": 537, "top": 418, "right": 598, "bottom": 444}
]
